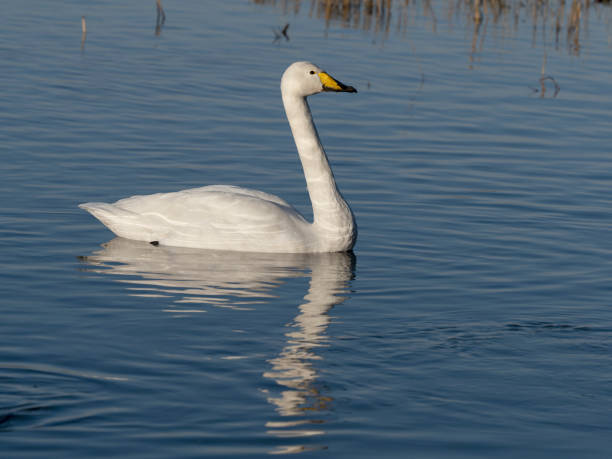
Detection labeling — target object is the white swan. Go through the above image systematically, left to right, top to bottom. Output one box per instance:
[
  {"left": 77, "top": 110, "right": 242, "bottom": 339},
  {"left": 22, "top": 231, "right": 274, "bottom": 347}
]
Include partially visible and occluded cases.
[{"left": 79, "top": 61, "right": 358, "bottom": 253}]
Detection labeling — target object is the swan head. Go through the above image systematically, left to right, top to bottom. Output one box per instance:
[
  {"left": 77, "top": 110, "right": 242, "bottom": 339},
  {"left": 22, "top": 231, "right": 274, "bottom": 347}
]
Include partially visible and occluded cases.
[{"left": 281, "top": 61, "right": 357, "bottom": 98}]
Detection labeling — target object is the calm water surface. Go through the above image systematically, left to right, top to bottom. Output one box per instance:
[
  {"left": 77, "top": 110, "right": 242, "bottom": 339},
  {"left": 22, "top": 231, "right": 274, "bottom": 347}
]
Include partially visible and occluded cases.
[{"left": 2, "top": 0, "right": 612, "bottom": 457}]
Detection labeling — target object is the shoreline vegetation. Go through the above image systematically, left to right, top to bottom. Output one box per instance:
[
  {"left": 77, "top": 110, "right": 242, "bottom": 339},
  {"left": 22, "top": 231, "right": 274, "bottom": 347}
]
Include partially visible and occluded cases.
[{"left": 252, "top": 0, "right": 612, "bottom": 55}]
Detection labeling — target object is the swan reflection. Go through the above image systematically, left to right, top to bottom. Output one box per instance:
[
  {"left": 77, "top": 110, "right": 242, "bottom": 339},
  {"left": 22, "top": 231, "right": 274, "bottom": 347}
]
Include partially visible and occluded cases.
[
  {"left": 79, "top": 238, "right": 355, "bottom": 452},
  {"left": 263, "top": 250, "right": 354, "bottom": 453}
]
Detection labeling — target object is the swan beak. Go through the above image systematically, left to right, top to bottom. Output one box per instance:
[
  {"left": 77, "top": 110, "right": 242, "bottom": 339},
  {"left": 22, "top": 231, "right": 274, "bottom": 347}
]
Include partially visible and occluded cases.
[{"left": 319, "top": 72, "right": 357, "bottom": 93}]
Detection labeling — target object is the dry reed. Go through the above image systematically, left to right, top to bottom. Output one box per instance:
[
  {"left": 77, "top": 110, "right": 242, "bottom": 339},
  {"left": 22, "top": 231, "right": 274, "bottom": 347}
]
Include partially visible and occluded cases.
[
  {"left": 156, "top": 0, "right": 166, "bottom": 36},
  {"left": 252, "top": 0, "right": 608, "bottom": 54},
  {"left": 81, "top": 16, "right": 87, "bottom": 50}
]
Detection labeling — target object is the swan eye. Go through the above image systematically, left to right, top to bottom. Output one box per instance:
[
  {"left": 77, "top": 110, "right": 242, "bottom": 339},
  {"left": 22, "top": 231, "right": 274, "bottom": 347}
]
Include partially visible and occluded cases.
[{"left": 309, "top": 70, "right": 315, "bottom": 75}]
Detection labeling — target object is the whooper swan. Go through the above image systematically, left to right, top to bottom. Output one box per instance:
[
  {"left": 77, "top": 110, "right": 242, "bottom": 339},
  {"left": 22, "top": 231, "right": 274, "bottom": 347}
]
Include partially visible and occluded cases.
[{"left": 79, "top": 61, "right": 358, "bottom": 253}]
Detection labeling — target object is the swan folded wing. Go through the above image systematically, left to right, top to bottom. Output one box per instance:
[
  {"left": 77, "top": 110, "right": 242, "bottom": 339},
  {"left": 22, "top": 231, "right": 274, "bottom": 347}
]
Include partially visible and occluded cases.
[
  {"left": 82, "top": 186, "right": 313, "bottom": 251},
  {"left": 114, "top": 186, "right": 293, "bottom": 213},
  {"left": 78, "top": 202, "right": 162, "bottom": 242}
]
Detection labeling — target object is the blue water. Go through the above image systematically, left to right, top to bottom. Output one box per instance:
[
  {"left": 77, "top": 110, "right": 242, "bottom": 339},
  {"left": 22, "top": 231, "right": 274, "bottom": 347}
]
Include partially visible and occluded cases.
[{"left": 2, "top": 0, "right": 612, "bottom": 457}]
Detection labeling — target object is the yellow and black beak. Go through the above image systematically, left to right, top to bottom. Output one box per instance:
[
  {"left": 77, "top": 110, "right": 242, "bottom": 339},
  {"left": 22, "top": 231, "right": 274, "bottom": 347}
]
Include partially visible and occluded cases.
[{"left": 319, "top": 72, "right": 357, "bottom": 93}]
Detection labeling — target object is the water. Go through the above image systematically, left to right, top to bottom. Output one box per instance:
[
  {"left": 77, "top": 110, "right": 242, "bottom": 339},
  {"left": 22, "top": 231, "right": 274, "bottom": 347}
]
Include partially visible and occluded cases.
[{"left": 2, "top": 0, "right": 612, "bottom": 457}]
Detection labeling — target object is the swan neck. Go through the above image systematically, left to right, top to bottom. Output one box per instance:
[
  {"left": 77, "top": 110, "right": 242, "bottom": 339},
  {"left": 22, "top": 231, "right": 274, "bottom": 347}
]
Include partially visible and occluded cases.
[{"left": 282, "top": 93, "right": 354, "bottom": 235}]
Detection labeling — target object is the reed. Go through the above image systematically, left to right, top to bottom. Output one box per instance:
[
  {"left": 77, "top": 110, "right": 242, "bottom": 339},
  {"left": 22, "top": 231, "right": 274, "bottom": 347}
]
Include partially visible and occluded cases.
[
  {"left": 156, "top": 0, "right": 166, "bottom": 36},
  {"left": 252, "top": 0, "right": 607, "bottom": 54},
  {"left": 81, "top": 16, "right": 87, "bottom": 50},
  {"left": 273, "top": 23, "right": 291, "bottom": 41}
]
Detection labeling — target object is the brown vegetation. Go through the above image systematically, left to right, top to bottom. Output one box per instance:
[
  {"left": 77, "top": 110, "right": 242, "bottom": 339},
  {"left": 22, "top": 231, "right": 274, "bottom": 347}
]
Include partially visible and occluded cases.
[{"left": 252, "top": 0, "right": 610, "bottom": 55}]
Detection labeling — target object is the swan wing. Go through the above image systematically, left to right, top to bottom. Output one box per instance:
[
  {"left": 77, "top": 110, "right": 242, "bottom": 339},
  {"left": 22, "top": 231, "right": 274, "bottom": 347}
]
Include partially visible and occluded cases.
[
  {"left": 80, "top": 185, "right": 313, "bottom": 251},
  {"left": 115, "top": 185, "right": 294, "bottom": 212}
]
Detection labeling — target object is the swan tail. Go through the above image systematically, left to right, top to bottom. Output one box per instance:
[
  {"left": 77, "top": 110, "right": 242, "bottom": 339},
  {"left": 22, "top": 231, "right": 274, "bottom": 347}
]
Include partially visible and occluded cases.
[{"left": 79, "top": 202, "right": 156, "bottom": 242}]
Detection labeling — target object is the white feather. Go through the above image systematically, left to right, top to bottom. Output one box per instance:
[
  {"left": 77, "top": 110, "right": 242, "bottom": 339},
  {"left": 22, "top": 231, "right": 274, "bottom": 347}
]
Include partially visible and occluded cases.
[{"left": 80, "top": 62, "right": 357, "bottom": 253}]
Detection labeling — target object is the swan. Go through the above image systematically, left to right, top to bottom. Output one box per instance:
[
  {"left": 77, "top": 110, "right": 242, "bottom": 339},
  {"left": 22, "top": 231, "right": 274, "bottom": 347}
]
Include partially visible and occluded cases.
[{"left": 79, "top": 61, "right": 358, "bottom": 253}]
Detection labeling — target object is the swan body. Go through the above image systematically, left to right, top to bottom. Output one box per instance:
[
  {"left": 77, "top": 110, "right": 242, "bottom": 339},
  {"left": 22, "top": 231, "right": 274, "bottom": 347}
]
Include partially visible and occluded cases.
[{"left": 80, "top": 62, "right": 358, "bottom": 253}]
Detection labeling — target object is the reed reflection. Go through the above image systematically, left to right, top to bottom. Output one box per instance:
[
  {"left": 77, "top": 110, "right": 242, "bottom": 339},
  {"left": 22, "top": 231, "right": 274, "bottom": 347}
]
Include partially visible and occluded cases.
[{"left": 79, "top": 238, "right": 355, "bottom": 452}]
